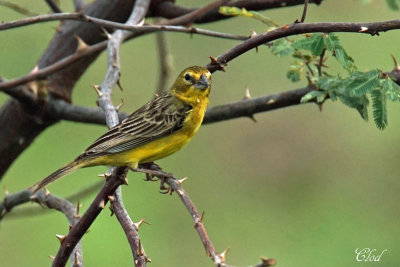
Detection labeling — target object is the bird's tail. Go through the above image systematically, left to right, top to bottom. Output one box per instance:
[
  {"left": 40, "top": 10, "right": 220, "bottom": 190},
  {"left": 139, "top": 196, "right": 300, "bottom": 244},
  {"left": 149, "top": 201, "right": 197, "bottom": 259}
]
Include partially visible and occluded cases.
[{"left": 30, "top": 160, "right": 84, "bottom": 193}]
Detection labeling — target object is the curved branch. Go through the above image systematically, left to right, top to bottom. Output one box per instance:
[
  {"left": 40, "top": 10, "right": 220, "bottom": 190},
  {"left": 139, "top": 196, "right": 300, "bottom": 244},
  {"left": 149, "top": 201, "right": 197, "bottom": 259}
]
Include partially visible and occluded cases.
[{"left": 0, "top": 189, "right": 83, "bottom": 266}]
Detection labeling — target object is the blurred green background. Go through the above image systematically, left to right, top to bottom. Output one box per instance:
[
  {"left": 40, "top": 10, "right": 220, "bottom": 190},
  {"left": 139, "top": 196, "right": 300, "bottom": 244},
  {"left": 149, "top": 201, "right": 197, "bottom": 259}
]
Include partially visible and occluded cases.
[{"left": 1, "top": 0, "right": 399, "bottom": 266}]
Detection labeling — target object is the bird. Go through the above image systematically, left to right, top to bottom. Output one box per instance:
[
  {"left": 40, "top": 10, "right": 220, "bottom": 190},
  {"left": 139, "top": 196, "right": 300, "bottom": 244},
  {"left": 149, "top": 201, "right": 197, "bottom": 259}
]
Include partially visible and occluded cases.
[{"left": 31, "top": 66, "right": 211, "bottom": 192}]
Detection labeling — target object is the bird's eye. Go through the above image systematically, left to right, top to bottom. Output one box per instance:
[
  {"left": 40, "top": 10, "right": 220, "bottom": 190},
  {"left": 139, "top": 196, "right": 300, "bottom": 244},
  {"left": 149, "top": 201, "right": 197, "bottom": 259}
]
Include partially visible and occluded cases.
[{"left": 184, "top": 73, "right": 191, "bottom": 81}]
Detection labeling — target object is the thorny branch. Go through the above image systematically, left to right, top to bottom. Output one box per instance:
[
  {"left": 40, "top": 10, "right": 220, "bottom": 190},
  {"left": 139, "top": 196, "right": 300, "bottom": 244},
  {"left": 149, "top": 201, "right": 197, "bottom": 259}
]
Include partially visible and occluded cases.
[
  {"left": 52, "top": 0, "right": 151, "bottom": 266},
  {"left": 2, "top": 18, "right": 400, "bottom": 93},
  {"left": 134, "top": 166, "right": 276, "bottom": 267},
  {"left": 0, "top": 189, "right": 83, "bottom": 266}
]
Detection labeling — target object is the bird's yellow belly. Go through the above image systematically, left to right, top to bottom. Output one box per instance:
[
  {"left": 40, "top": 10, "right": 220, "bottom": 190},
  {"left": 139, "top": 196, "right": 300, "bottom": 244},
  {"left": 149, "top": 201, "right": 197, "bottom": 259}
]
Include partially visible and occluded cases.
[{"left": 93, "top": 129, "right": 193, "bottom": 169}]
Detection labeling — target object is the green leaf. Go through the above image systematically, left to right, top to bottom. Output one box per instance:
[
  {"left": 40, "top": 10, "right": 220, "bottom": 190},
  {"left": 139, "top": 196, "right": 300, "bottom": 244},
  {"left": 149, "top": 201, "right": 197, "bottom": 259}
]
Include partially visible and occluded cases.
[
  {"left": 386, "top": 0, "right": 400, "bottom": 10},
  {"left": 324, "top": 33, "right": 356, "bottom": 72},
  {"left": 293, "top": 34, "right": 325, "bottom": 55},
  {"left": 310, "top": 35, "right": 325, "bottom": 56},
  {"left": 271, "top": 39, "right": 294, "bottom": 57},
  {"left": 286, "top": 63, "right": 302, "bottom": 82},
  {"left": 347, "top": 70, "right": 380, "bottom": 96},
  {"left": 380, "top": 78, "right": 400, "bottom": 101},
  {"left": 371, "top": 89, "right": 388, "bottom": 130},
  {"left": 300, "top": 90, "right": 326, "bottom": 103},
  {"left": 339, "top": 94, "right": 369, "bottom": 121}
]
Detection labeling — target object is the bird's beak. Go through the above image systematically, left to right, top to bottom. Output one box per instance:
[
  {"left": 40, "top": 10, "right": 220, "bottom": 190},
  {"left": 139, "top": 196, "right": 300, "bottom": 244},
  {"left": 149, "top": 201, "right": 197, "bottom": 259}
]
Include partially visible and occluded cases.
[{"left": 194, "top": 74, "right": 209, "bottom": 90}]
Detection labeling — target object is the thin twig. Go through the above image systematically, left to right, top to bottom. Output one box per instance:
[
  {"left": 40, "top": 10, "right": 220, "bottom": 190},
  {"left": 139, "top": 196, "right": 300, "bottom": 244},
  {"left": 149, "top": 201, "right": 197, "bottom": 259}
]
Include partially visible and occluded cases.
[
  {"left": 45, "top": 0, "right": 62, "bottom": 13},
  {"left": 160, "top": 0, "right": 230, "bottom": 26},
  {"left": 300, "top": 0, "right": 309, "bottom": 23},
  {"left": 0, "top": 1, "right": 38, "bottom": 16},
  {"left": 155, "top": 30, "right": 172, "bottom": 94},
  {"left": 317, "top": 47, "right": 326, "bottom": 76}
]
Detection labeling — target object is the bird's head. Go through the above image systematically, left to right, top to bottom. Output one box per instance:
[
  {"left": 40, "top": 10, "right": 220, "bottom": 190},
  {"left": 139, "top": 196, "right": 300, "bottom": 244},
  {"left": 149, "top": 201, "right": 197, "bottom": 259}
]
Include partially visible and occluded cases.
[{"left": 171, "top": 66, "right": 211, "bottom": 105}]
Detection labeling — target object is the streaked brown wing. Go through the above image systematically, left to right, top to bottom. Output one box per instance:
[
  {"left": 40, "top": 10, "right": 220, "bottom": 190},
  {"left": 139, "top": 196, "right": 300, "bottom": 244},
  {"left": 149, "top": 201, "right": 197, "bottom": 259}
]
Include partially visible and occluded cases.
[{"left": 77, "top": 94, "right": 192, "bottom": 160}]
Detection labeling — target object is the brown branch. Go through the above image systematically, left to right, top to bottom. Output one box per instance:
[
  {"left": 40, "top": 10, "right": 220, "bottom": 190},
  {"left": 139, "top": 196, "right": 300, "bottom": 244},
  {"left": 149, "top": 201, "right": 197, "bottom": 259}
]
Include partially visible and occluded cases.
[
  {"left": 45, "top": 0, "right": 62, "bottom": 13},
  {"left": 152, "top": 0, "right": 323, "bottom": 23},
  {"left": 159, "top": 0, "right": 230, "bottom": 26},
  {"left": 299, "top": 0, "right": 309, "bottom": 23},
  {"left": 205, "top": 19, "right": 400, "bottom": 72},
  {"left": 134, "top": 166, "right": 276, "bottom": 267},
  {"left": 52, "top": 167, "right": 127, "bottom": 266},
  {"left": 0, "top": 189, "right": 83, "bottom": 266}
]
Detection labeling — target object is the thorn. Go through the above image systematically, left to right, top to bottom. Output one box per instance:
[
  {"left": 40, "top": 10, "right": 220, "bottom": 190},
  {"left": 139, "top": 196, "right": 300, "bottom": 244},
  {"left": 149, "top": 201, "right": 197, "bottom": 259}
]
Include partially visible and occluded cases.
[
  {"left": 137, "top": 18, "right": 145, "bottom": 27},
  {"left": 101, "top": 26, "right": 112, "bottom": 39},
  {"left": 359, "top": 26, "right": 369, "bottom": 32},
  {"left": 250, "top": 30, "right": 259, "bottom": 52},
  {"left": 75, "top": 35, "right": 88, "bottom": 51},
  {"left": 391, "top": 54, "right": 400, "bottom": 71},
  {"left": 209, "top": 56, "right": 226, "bottom": 72},
  {"left": 306, "top": 75, "right": 313, "bottom": 86},
  {"left": 117, "top": 77, "right": 124, "bottom": 91},
  {"left": 92, "top": 85, "right": 103, "bottom": 97},
  {"left": 243, "top": 86, "right": 251, "bottom": 100},
  {"left": 154, "top": 93, "right": 159, "bottom": 98},
  {"left": 116, "top": 99, "right": 124, "bottom": 111},
  {"left": 318, "top": 102, "right": 323, "bottom": 112},
  {"left": 248, "top": 115, "right": 257, "bottom": 122},
  {"left": 98, "top": 172, "right": 111, "bottom": 180},
  {"left": 123, "top": 177, "right": 129, "bottom": 185},
  {"left": 177, "top": 177, "right": 188, "bottom": 185},
  {"left": 3, "top": 186, "right": 9, "bottom": 196},
  {"left": 44, "top": 187, "right": 51, "bottom": 197},
  {"left": 176, "top": 189, "right": 184, "bottom": 196},
  {"left": 29, "top": 195, "right": 37, "bottom": 201},
  {"left": 107, "top": 195, "right": 115, "bottom": 202},
  {"left": 99, "top": 199, "right": 105, "bottom": 209},
  {"left": 74, "top": 201, "right": 81, "bottom": 218},
  {"left": 109, "top": 206, "right": 115, "bottom": 216},
  {"left": 200, "top": 211, "right": 205, "bottom": 222},
  {"left": 134, "top": 218, "right": 151, "bottom": 230},
  {"left": 56, "top": 234, "right": 66, "bottom": 243},
  {"left": 137, "top": 240, "right": 144, "bottom": 256},
  {"left": 218, "top": 247, "right": 230, "bottom": 263},
  {"left": 74, "top": 251, "right": 80, "bottom": 266},
  {"left": 49, "top": 255, "right": 55, "bottom": 262},
  {"left": 260, "top": 256, "right": 276, "bottom": 266},
  {"left": 146, "top": 257, "right": 152, "bottom": 263}
]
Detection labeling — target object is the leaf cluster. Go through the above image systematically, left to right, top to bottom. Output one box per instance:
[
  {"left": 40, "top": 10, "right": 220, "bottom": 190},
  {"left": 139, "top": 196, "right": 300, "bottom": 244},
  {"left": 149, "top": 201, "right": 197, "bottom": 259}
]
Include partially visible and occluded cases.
[{"left": 271, "top": 33, "right": 400, "bottom": 130}]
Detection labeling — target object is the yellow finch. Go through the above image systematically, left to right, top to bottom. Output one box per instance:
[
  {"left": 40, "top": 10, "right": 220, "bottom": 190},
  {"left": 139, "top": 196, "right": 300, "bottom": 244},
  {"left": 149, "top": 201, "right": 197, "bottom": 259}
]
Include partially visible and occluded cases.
[{"left": 31, "top": 66, "right": 211, "bottom": 192}]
